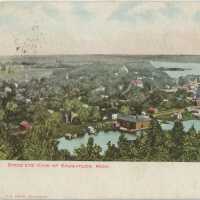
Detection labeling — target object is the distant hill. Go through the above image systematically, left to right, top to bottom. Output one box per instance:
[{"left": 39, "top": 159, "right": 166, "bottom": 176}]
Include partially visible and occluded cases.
[{"left": 1, "top": 55, "right": 200, "bottom": 66}]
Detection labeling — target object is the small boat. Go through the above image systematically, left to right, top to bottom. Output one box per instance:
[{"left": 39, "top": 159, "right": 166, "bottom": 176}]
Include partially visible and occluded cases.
[
  {"left": 87, "top": 126, "right": 96, "bottom": 135},
  {"left": 64, "top": 133, "right": 72, "bottom": 140}
]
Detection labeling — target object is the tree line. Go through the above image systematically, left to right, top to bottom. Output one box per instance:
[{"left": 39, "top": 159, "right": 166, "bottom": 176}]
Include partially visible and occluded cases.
[{"left": 0, "top": 118, "right": 200, "bottom": 161}]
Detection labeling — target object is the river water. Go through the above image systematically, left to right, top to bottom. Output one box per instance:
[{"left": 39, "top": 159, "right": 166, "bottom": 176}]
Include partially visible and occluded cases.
[{"left": 151, "top": 61, "right": 200, "bottom": 78}]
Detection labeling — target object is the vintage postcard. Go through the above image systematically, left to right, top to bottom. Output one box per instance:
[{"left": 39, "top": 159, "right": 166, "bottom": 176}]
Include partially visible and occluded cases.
[{"left": 1, "top": 0, "right": 200, "bottom": 199}]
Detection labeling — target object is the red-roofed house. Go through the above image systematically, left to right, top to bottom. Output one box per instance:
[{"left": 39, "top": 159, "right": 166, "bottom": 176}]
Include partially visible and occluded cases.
[
  {"left": 131, "top": 80, "right": 143, "bottom": 88},
  {"left": 147, "top": 107, "right": 158, "bottom": 114},
  {"left": 19, "top": 121, "right": 32, "bottom": 130}
]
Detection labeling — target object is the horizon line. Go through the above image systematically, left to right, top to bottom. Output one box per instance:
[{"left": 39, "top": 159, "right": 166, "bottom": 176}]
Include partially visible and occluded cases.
[{"left": 1, "top": 53, "right": 200, "bottom": 57}]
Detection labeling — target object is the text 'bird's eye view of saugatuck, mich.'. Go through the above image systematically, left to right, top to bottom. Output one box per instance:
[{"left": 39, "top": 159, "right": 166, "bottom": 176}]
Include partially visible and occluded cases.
[{"left": 2, "top": 1, "right": 200, "bottom": 162}]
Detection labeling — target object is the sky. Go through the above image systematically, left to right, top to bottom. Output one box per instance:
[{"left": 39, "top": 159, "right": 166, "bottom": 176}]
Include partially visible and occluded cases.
[{"left": 1, "top": 1, "right": 200, "bottom": 55}]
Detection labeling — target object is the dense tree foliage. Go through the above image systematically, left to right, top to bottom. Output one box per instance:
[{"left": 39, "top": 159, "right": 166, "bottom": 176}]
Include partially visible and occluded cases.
[
  {"left": 0, "top": 57, "right": 198, "bottom": 161},
  {"left": 0, "top": 117, "right": 200, "bottom": 161}
]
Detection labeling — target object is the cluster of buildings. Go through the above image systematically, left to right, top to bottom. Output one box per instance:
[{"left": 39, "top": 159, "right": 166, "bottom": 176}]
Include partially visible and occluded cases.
[
  {"left": 163, "top": 78, "right": 200, "bottom": 107},
  {"left": 180, "top": 79, "right": 199, "bottom": 94},
  {"left": 181, "top": 79, "right": 200, "bottom": 107},
  {"left": 113, "top": 113, "right": 151, "bottom": 133}
]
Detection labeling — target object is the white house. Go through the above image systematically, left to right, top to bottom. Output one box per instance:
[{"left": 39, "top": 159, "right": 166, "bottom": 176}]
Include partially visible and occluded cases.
[
  {"left": 4, "top": 86, "right": 12, "bottom": 93},
  {"left": 95, "top": 86, "right": 105, "bottom": 92},
  {"left": 112, "top": 113, "right": 118, "bottom": 120}
]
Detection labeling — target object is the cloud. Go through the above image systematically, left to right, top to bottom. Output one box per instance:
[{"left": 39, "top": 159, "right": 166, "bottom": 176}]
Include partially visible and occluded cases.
[
  {"left": 1, "top": 2, "right": 200, "bottom": 55},
  {"left": 109, "top": 2, "right": 184, "bottom": 24}
]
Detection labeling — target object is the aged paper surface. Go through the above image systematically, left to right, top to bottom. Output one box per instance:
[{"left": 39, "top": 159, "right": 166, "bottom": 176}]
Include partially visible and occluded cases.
[
  {"left": 1, "top": 0, "right": 200, "bottom": 199},
  {"left": 1, "top": 161, "right": 200, "bottom": 199}
]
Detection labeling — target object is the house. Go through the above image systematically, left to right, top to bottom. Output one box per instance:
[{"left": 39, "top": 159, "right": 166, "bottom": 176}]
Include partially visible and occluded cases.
[
  {"left": 181, "top": 79, "right": 199, "bottom": 93},
  {"left": 130, "top": 80, "right": 143, "bottom": 88},
  {"left": 4, "top": 86, "right": 12, "bottom": 93},
  {"left": 95, "top": 86, "right": 105, "bottom": 92},
  {"left": 101, "top": 95, "right": 109, "bottom": 99},
  {"left": 25, "top": 98, "right": 31, "bottom": 104},
  {"left": 163, "top": 99, "right": 169, "bottom": 102},
  {"left": 82, "top": 104, "right": 89, "bottom": 108},
  {"left": 147, "top": 107, "right": 158, "bottom": 114},
  {"left": 101, "top": 108, "right": 106, "bottom": 111},
  {"left": 48, "top": 109, "right": 54, "bottom": 114},
  {"left": 112, "top": 113, "right": 118, "bottom": 120},
  {"left": 114, "top": 114, "right": 151, "bottom": 133},
  {"left": 103, "top": 116, "right": 108, "bottom": 120},
  {"left": 10, "top": 120, "right": 32, "bottom": 136},
  {"left": 19, "top": 121, "right": 32, "bottom": 130},
  {"left": 64, "top": 133, "right": 78, "bottom": 140},
  {"left": 65, "top": 133, "right": 72, "bottom": 140}
]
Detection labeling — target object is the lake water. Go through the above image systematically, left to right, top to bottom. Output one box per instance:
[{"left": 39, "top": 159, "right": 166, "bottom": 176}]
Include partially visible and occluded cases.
[
  {"left": 151, "top": 61, "right": 200, "bottom": 78},
  {"left": 57, "top": 120, "right": 200, "bottom": 154},
  {"left": 161, "top": 120, "right": 200, "bottom": 132},
  {"left": 57, "top": 131, "right": 137, "bottom": 154}
]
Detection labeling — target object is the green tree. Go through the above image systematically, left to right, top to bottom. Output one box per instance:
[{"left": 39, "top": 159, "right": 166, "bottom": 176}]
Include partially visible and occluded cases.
[
  {"left": 6, "top": 101, "right": 18, "bottom": 113},
  {"left": 130, "top": 101, "right": 143, "bottom": 115},
  {"left": 120, "top": 105, "right": 129, "bottom": 115},
  {"left": 77, "top": 106, "right": 90, "bottom": 123},
  {"left": 91, "top": 107, "right": 101, "bottom": 122},
  {"left": 0, "top": 109, "right": 5, "bottom": 121},
  {"left": 22, "top": 116, "right": 62, "bottom": 160},
  {"left": 129, "top": 119, "right": 170, "bottom": 161},
  {"left": 146, "top": 119, "right": 169, "bottom": 161},
  {"left": 170, "top": 120, "right": 185, "bottom": 161},
  {"left": 0, "top": 125, "right": 10, "bottom": 159},
  {"left": 180, "top": 126, "right": 200, "bottom": 161},
  {"left": 7, "top": 134, "right": 25, "bottom": 160},
  {"left": 117, "top": 134, "right": 131, "bottom": 160},
  {"left": 74, "top": 137, "right": 102, "bottom": 161},
  {"left": 104, "top": 141, "right": 120, "bottom": 161},
  {"left": 59, "top": 149, "right": 73, "bottom": 160}
]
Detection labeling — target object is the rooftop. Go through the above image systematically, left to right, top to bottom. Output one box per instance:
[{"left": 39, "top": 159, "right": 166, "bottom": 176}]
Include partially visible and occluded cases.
[
  {"left": 117, "top": 114, "right": 150, "bottom": 123},
  {"left": 20, "top": 121, "right": 32, "bottom": 129}
]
